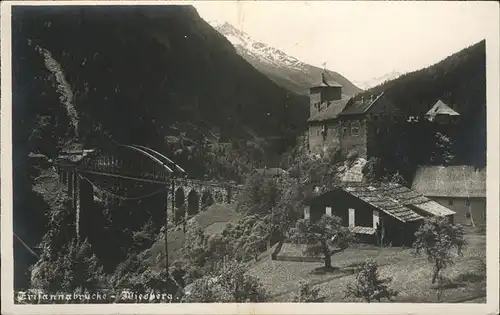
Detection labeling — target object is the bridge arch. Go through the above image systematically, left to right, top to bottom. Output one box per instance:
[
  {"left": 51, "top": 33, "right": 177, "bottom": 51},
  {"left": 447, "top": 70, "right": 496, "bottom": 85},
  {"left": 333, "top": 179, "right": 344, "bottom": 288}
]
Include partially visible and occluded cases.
[{"left": 201, "top": 189, "right": 214, "bottom": 210}]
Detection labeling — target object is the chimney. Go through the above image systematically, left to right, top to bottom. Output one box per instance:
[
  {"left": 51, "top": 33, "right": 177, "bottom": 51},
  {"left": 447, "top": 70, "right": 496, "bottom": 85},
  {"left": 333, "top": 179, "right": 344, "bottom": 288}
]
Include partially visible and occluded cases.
[
  {"left": 321, "top": 72, "right": 327, "bottom": 85},
  {"left": 370, "top": 95, "right": 374, "bottom": 102},
  {"left": 361, "top": 96, "right": 364, "bottom": 103}
]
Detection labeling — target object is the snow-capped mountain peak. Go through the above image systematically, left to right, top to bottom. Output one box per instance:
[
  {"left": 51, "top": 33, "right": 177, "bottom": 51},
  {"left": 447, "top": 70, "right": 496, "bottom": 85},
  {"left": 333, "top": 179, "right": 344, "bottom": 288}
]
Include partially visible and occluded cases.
[
  {"left": 206, "top": 20, "right": 362, "bottom": 96},
  {"left": 210, "top": 21, "right": 306, "bottom": 71},
  {"left": 353, "top": 70, "right": 402, "bottom": 90}
]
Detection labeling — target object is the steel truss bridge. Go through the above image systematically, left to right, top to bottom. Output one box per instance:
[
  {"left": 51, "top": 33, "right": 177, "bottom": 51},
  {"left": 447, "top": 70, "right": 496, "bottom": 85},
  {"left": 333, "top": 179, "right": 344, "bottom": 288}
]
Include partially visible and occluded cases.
[{"left": 53, "top": 142, "right": 241, "bottom": 266}]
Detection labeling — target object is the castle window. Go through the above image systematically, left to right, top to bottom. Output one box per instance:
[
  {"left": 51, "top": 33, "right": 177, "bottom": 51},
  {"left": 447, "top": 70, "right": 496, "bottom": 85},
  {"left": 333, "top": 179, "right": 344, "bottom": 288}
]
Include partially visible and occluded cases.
[
  {"left": 351, "top": 122, "right": 360, "bottom": 136},
  {"left": 342, "top": 126, "right": 348, "bottom": 136},
  {"left": 352, "top": 126, "right": 359, "bottom": 136},
  {"left": 448, "top": 199, "right": 454, "bottom": 206},
  {"left": 466, "top": 199, "right": 471, "bottom": 206}
]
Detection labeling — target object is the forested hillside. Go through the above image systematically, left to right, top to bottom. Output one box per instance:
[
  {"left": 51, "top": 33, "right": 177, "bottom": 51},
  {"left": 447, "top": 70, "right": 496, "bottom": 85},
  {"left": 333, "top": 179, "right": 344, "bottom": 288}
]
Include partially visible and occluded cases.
[
  {"left": 11, "top": 5, "right": 308, "bottom": 290},
  {"left": 355, "top": 40, "right": 486, "bottom": 182}
]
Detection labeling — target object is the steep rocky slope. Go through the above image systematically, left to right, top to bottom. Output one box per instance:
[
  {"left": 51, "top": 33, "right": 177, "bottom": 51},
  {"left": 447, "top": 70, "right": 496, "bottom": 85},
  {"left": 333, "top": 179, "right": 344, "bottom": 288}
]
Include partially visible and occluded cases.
[
  {"left": 12, "top": 4, "right": 311, "bottom": 289},
  {"left": 13, "top": 6, "right": 309, "bottom": 154},
  {"left": 211, "top": 22, "right": 362, "bottom": 96}
]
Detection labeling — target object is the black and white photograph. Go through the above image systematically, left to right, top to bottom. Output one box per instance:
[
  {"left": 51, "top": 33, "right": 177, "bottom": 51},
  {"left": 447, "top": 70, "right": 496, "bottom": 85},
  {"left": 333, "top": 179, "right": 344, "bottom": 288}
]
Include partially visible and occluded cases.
[{"left": 1, "top": 1, "right": 499, "bottom": 314}]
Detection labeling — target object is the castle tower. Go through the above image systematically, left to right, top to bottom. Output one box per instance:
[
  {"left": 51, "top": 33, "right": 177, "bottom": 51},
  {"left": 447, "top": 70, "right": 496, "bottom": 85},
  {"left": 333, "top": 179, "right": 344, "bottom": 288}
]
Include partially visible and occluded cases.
[{"left": 309, "top": 72, "right": 343, "bottom": 119}]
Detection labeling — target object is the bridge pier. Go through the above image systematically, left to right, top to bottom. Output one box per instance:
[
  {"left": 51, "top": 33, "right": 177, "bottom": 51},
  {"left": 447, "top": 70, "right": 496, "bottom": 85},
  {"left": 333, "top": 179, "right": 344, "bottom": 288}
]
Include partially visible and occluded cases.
[
  {"left": 58, "top": 168, "right": 64, "bottom": 183},
  {"left": 61, "top": 169, "right": 68, "bottom": 186},
  {"left": 77, "top": 175, "right": 94, "bottom": 243}
]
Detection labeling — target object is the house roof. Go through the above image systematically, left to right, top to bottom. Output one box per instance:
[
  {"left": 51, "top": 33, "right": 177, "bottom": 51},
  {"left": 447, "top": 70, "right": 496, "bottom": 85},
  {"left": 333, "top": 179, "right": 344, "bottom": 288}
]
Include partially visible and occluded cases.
[
  {"left": 339, "top": 92, "right": 385, "bottom": 116},
  {"left": 307, "top": 99, "right": 350, "bottom": 122},
  {"left": 425, "top": 100, "right": 460, "bottom": 117},
  {"left": 338, "top": 158, "right": 366, "bottom": 183},
  {"left": 411, "top": 165, "right": 486, "bottom": 198},
  {"left": 338, "top": 182, "right": 455, "bottom": 222}
]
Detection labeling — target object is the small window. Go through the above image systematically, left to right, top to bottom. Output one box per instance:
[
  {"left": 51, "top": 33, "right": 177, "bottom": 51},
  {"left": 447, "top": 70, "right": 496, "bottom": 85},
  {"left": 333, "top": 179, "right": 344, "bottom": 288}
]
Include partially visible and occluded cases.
[
  {"left": 342, "top": 126, "right": 348, "bottom": 135},
  {"left": 352, "top": 126, "right": 359, "bottom": 135},
  {"left": 448, "top": 199, "right": 454, "bottom": 206},
  {"left": 466, "top": 199, "right": 471, "bottom": 206},
  {"left": 465, "top": 212, "right": 471, "bottom": 219}
]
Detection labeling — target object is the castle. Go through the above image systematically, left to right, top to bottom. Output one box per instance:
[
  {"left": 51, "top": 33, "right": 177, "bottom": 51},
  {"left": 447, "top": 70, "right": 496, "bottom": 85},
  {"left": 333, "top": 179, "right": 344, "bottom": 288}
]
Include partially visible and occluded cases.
[{"left": 307, "top": 73, "right": 461, "bottom": 159}]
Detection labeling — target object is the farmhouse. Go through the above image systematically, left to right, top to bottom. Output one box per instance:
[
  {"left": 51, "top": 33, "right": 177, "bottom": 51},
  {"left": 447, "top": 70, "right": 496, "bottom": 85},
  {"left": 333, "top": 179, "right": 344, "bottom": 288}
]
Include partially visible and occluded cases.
[
  {"left": 425, "top": 100, "right": 460, "bottom": 124},
  {"left": 411, "top": 165, "right": 486, "bottom": 226},
  {"left": 303, "top": 182, "right": 455, "bottom": 246}
]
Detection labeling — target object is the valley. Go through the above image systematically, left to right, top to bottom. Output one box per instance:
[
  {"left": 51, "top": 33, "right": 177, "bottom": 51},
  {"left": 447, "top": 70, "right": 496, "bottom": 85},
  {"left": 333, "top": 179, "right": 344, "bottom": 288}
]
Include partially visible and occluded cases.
[{"left": 9, "top": 4, "right": 488, "bottom": 306}]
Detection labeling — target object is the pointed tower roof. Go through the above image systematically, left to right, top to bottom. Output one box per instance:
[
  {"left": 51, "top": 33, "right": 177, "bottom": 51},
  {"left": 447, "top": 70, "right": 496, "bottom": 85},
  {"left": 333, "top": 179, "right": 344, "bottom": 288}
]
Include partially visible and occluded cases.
[
  {"left": 313, "top": 72, "right": 342, "bottom": 88},
  {"left": 425, "top": 100, "right": 460, "bottom": 117}
]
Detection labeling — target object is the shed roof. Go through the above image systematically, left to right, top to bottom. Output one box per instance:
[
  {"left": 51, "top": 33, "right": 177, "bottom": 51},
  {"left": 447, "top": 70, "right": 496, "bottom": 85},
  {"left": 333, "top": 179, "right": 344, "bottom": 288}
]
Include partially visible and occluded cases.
[
  {"left": 308, "top": 99, "right": 350, "bottom": 122},
  {"left": 425, "top": 100, "right": 460, "bottom": 117},
  {"left": 411, "top": 165, "right": 486, "bottom": 198},
  {"left": 308, "top": 182, "right": 455, "bottom": 223},
  {"left": 341, "top": 183, "right": 424, "bottom": 222},
  {"left": 343, "top": 183, "right": 455, "bottom": 222}
]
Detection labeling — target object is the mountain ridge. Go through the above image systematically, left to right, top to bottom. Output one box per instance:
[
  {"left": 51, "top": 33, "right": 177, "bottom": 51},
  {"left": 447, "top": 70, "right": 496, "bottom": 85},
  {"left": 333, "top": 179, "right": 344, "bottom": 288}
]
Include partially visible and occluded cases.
[{"left": 209, "top": 21, "right": 362, "bottom": 96}]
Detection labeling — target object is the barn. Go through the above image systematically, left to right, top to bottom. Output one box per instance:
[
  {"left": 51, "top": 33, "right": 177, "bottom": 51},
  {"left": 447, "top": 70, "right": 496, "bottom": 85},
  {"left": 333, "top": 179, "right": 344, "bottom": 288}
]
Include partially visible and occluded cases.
[
  {"left": 412, "top": 165, "right": 486, "bottom": 226},
  {"left": 303, "top": 182, "right": 456, "bottom": 246}
]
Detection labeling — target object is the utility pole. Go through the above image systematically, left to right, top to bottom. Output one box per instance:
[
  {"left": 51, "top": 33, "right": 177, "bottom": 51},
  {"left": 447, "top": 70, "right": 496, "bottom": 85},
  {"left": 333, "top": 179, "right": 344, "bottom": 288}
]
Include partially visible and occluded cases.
[{"left": 166, "top": 176, "right": 175, "bottom": 272}]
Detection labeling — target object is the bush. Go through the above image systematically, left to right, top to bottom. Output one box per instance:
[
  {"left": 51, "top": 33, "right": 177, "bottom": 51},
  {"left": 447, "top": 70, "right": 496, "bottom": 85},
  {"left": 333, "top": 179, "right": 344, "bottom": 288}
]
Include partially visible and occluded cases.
[
  {"left": 345, "top": 259, "right": 397, "bottom": 302},
  {"left": 182, "top": 262, "right": 269, "bottom": 303},
  {"left": 292, "top": 281, "right": 325, "bottom": 302}
]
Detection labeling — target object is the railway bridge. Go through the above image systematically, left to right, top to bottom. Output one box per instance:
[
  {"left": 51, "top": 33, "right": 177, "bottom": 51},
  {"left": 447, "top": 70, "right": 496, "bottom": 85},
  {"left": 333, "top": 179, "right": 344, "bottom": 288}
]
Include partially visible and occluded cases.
[{"left": 54, "top": 142, "right": 241, "bottom": 246}]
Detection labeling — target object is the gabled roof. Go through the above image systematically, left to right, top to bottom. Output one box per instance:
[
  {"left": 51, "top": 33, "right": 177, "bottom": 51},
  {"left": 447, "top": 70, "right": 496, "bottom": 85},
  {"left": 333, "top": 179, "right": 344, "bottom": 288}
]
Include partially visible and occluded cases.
[
  {"left": 339, "top": 92, "right": 385, "bottom": 116},
  {"left": 308, "top": 99, "right": 350, "bottom": 122},
  {"left": 425, "top": 100, "right": 460, "bottom": 117},
  {"left": 411, "top": 165, "right": 486, "bottom": 198},
  {"left": 310, "top": 182, "right": 455, "bottom": 223}
]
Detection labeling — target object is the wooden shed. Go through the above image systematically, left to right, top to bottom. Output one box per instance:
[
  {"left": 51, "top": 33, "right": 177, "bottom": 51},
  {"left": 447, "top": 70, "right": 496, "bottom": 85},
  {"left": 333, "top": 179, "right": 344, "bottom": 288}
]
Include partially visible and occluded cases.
[{"left": 303, "top": 182, "right": 456, "bottom": 246}]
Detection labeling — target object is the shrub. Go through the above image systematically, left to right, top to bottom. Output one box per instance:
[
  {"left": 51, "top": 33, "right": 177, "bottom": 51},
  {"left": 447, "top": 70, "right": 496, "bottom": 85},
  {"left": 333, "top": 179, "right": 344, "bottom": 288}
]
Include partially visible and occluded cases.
[
  {"left": 413, "top": 217, "right": 466, "bottom": 284},
  {"left": 345, "top": 258, "right": 397, "bottom": 302},
  {"left": 292, "top": 281, "right": 325, "bottom": 302}
]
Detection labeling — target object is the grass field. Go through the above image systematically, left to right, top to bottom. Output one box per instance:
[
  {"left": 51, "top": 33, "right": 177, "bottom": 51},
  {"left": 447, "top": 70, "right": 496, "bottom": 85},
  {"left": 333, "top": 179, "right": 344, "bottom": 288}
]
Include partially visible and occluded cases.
[
  {"left": 143, "top": 203, "right": 243, "bottom": 269},
  {"left": 249, "top": 229, "right": 486, "bottom": 303}
]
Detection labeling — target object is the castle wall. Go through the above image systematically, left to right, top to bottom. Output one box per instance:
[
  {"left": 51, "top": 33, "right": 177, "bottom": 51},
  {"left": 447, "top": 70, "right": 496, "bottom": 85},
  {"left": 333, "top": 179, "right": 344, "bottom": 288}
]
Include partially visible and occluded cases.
[
  {"left": 339, "top": 117, "right": 368, "bottom": 158},
  {"left": 308, "top": 121, "right": 341, "bottom": 154}
]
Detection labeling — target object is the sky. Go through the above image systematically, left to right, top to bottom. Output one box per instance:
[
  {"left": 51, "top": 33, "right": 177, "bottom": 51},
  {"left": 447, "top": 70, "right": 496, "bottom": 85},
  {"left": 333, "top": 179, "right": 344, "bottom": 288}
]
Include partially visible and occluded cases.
[{"left": 189, "top": 1, "right": 496, "bottom": 84}]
